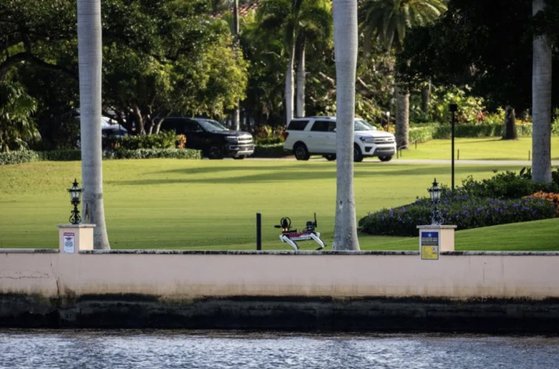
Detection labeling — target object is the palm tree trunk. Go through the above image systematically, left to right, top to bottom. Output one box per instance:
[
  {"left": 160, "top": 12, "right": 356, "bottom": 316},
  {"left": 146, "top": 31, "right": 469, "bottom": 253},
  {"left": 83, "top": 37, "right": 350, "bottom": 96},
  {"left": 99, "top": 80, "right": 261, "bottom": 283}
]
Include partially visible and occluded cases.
[
  {"left": 77, "top": 0, "right": 110, "bottom": 249},
  {"left": 333, "top": 0, "right": 360, "bottom": 251},
  {"left": 531, "top": 0, "right": 552, "bottom": 184},
  {"left": 295, "top": 39, "right": 306, "bottom": 118},
  {"left": 285, "top": 46, "right": 295, "bottom": 124},
  {"left": 395, "top": 85, "right": 409, "bottom": 149}
]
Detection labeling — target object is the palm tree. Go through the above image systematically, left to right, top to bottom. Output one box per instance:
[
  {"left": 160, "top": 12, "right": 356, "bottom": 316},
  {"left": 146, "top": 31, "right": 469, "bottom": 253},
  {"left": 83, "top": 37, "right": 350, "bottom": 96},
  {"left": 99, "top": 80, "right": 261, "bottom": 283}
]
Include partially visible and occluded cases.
[
  {"left": 77, "top": 0, "right": 110, "bottom": 249},
  {"left": 257, "top": 0, "right": 331, "bottom": 123},
  {"left": 333, "top": 0, "right": 360, "bottom": 251},
  {"left": 359, "top": 0, "right": 447, "bottom": 148},
  {"left": 531, "top": 0, "right": 552, "bottom": 184},
  {"left": 0, "top": 83, "right": 38, "bottom": 152}
]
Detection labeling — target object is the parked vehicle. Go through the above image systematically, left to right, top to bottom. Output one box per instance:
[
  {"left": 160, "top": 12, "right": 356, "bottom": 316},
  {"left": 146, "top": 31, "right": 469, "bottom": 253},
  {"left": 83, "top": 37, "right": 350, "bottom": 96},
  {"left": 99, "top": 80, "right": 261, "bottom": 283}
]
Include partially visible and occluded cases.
[
  {"left": 101, "top": 116, "right": 128, "bottom": 138},
  {"left": 283, "top": 116, "right": 396, "bottom": 162},
  {"left": 159, "top": 117, "right": 254, "bottom": 159}
]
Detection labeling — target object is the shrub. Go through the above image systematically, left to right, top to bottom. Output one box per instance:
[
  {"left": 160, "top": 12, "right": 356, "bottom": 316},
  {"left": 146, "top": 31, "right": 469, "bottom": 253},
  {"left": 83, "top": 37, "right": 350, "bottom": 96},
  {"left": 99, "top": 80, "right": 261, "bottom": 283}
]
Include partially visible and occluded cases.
[
  {"left": 409, "top": 124, "right": 437, "bottom": 143},
  {"left": 117, "top": 131, "right": 177, "bottom": 150},
  {"left": 253, "top": 143, "right": 288, "bottom": 158},
  {"left": 108, "top": 148, "right": 200, "bottom": 160},
  {"left": 0, "top": 149, "right": 39, "bottom": 165},
  {"left": 38, "top": 150, "right": 81, "bottom": 161},
  {"left": 459, "top": 169, "right": 559, "bottom": 199},
  {"left": 526, "top": 192, "right": 559, "bottom": 216},
  {"left": 359, "top": 193, "right": 556, "bottom": 236}
]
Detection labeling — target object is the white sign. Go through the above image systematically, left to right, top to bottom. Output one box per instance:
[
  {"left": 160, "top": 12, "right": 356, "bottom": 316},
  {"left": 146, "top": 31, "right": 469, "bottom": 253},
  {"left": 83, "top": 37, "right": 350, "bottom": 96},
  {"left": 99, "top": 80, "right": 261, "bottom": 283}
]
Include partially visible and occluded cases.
[{"left": 63, "top": 232, "right": 75, "bottom": 253}]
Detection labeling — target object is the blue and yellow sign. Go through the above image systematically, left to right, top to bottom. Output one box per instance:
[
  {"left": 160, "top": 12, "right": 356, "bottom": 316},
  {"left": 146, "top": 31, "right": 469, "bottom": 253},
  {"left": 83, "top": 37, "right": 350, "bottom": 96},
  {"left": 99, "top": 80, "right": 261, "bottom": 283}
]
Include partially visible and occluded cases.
[{"left": 420, "top": 231, "right": 439, "bottom": 260}]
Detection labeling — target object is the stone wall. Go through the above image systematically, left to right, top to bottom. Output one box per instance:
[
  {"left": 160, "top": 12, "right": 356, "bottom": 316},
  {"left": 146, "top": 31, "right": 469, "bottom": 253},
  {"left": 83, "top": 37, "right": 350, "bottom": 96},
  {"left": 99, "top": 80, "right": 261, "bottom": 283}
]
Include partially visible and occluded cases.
[{"left": 1, "top": 250, "right": 559, "bottom": 332}]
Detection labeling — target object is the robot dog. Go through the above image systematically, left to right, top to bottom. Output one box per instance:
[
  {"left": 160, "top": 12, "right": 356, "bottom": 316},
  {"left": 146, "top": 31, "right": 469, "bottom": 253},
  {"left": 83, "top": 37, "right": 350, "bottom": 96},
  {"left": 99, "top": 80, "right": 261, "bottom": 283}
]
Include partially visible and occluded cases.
[{"left": 274, "top": 213, "right": 326, "bottom": 251}]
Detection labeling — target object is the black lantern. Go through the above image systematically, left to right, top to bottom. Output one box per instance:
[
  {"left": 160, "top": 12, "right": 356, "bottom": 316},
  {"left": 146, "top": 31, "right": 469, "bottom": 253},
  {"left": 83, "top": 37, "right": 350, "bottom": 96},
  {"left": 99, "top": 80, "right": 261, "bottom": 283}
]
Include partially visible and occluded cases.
[
  {"left": 428, "top": 178, "right": 443, "bottom": 225},
  {"left": 68, "top": 179, "right": 82, "bottom": 224}
]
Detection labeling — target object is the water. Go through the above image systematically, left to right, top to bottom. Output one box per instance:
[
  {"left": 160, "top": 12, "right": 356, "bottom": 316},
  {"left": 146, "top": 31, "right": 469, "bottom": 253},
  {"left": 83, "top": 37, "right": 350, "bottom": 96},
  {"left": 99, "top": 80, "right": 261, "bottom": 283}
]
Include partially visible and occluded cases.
[{"left": 0, "top": 330, "right": 558, "bottom": 369}]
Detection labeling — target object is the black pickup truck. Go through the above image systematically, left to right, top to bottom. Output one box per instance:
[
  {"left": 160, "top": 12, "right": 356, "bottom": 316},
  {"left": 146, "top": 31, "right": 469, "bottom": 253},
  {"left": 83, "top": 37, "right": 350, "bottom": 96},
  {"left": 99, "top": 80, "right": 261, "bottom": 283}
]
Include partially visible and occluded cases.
[{"left": 159, "top": 117, "right": 255, "bottom": 159}]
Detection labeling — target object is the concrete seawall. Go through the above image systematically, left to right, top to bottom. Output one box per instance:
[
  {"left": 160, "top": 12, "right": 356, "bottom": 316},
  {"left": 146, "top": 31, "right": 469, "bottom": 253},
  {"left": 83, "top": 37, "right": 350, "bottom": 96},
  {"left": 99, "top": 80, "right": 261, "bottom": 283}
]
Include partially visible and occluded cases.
[{"left": 1, "top": 250, "right": 559, "bottom": 332}]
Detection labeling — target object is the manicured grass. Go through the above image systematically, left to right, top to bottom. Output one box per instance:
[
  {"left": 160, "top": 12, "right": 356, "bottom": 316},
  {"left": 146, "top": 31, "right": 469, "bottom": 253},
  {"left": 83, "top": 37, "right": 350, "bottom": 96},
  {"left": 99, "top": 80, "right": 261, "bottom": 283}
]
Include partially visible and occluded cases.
[
  {"left": 400, "top": 137, "right": 559, "bottom": 161},
  {"left": 3, "top": 158, "right": 554, "bottom": 251},
  {"left": 359, "top": 218, "right": 559, "bottom": 251}
]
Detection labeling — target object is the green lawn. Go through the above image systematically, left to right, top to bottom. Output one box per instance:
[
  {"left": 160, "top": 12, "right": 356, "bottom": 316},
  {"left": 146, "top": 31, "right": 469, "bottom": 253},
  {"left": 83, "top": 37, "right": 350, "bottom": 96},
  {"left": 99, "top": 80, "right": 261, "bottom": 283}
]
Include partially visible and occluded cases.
[
  {"left": 400, "top": 137, "right": 559, "bottom": 161},
  {"left": 1, "top": 157, "right": 556, "bottom": 251}
]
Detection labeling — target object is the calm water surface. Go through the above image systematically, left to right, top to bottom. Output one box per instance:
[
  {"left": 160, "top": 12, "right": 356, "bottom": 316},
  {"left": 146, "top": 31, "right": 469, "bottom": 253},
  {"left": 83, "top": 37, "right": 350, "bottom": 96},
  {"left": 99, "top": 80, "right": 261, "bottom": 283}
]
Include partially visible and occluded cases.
[{"left": 0, "top": 330, "right": 558, "bottom": 369}]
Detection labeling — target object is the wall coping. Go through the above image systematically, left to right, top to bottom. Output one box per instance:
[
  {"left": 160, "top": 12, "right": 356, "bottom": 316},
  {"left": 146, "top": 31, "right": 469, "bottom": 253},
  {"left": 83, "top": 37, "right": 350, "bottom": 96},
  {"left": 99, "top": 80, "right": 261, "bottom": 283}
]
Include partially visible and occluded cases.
[{"left": 1, "top": 248, "right": 559, "bottom": 256}]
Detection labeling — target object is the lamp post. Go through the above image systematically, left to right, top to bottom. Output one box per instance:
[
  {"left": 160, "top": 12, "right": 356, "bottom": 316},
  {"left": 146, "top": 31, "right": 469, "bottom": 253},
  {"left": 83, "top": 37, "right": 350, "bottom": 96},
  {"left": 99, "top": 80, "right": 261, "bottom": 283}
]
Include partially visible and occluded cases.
[
  {"left": 449, "top": 103, "right": 457, "bottom": 191},
  {"left": 428, "top": 178, "right": 443, "bottom": 225},
  {"left": 68, "top": 179, "right": 82, "bottom": 225}
]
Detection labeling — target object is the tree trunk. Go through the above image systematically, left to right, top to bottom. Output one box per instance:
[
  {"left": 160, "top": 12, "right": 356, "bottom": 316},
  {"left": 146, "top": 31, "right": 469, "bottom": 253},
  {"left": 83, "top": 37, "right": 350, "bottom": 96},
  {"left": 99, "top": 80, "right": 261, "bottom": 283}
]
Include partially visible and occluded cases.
[
  {"left": 77, "top": 0, "right": 110, "bottom": 249},
  {"left": 333, "top": 0, "right": 360, "bottom": 251},
  {"left": 531, "top": 0, "right": 552, "bottom": 184},
  {"left": 295, "top": 39, "right": 306, "bottom": 118},
  {"left": 284, "top": 47, "right": 295, "bottom": 124},
  {"left": 421, "top": 80, "right": 431, "bottom": 116},
  {"left": 395, "top": 85, "right": 409, "bottom": 149},
  {"left": 502, "top": 106, "right": 518, "bottom": 140}
]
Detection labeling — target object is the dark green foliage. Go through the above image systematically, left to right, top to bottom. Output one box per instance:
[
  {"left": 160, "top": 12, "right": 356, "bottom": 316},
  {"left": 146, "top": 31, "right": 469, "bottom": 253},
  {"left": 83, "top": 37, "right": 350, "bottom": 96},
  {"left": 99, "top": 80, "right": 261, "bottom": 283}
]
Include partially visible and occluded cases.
[
  {"left": 409, "top": 122, "right": 534, "bottom": 142},
  {"left": 409, "top": 124, "right": 437, "bottom": 143},
  {"left": 113, "top": 131, "right": 178, "bottom": 150},
  {"left": 253, "top": 144, "right": 289, "bottom": 158},
  {"left": 0, "top": 147, "right": 200, "bottom": 164},
  {"left": 108, "top": 148, "right": 201, "bottom": 160},
  {"left": 0, "top": 150, "right": 39, "bottom": 165},
  {"left": 38, "top": 150, "right": 81, "bottom": 161},
  {"left": 359, "top": 168, "right": 559, "bottom": 236},
  {"left": 460, "top": 169, "right": 559, "bottom": 198},
  {"left": 359, "top": 193, "right": 556, "bottom": 237}
]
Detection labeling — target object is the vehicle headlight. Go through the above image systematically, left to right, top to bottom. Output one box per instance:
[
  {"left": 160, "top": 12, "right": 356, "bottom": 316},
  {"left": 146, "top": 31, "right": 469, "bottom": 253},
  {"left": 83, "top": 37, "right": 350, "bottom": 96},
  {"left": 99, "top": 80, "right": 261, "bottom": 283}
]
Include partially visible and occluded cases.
[
  {"left": 225, "top": 136, "right": 238, "bottom": 143},
  {"left": 359, "top": 136, "right": 375, "bottom": 143}
]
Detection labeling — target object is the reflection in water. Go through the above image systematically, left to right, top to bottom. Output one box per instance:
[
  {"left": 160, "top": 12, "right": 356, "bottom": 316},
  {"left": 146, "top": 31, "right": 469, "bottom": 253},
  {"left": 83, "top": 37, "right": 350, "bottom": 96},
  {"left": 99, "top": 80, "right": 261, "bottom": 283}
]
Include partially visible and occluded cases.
[{"left": 0, "top": 330, "right": 558, "bottom": 369}]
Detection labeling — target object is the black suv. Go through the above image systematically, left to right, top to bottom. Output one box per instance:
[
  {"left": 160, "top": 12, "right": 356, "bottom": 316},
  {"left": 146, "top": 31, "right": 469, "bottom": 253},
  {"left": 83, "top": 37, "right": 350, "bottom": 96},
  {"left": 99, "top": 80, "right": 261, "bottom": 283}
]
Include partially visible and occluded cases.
[{"left": 159, "top": 117, "right": 254, "bottom": 159}]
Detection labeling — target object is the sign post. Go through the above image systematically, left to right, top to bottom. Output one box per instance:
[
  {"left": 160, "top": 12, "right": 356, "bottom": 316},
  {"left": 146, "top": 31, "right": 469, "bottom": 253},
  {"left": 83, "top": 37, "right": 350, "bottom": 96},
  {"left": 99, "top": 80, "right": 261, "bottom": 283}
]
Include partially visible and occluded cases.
[{"left": 417, "top": 225, "right": 457, "bottom": 260}]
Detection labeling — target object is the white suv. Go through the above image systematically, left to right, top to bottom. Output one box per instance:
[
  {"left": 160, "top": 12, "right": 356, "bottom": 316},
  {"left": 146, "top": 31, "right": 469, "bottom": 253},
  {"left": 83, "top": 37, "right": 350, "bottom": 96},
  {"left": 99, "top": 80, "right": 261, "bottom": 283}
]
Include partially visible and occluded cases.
[{"left": 283, "top": 116, "right": 396, "bottom": 162}]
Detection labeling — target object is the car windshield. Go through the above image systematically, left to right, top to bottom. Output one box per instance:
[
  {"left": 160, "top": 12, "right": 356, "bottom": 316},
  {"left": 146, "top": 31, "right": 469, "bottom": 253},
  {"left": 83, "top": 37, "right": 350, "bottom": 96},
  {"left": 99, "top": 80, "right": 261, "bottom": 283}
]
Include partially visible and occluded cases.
[
  {"left": 198, "top": 119, "right": 229, "bottom": 132},
  {"left": 354, "top": 119, "right": 377, "bottom": 132}
]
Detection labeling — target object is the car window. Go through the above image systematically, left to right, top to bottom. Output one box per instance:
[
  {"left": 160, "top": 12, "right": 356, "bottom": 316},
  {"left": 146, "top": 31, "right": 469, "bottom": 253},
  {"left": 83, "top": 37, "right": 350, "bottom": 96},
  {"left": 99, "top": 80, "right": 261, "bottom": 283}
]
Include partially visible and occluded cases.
[
  {"left": 198, "top": 119, "right": 228, "bottom": 132},
  {"left": 354, "top": 119, "right": 377, "bottom": 131},
  {"left": 287, "top": 120, "right": 308, "bottom": 130},
  {"left": 310, "top": 120, "right": 334, "bottom": 132}
]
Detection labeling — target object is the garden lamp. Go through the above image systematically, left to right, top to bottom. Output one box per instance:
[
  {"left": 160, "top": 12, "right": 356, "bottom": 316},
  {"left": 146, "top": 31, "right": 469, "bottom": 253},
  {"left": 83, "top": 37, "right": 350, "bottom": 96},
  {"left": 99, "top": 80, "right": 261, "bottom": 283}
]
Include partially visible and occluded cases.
[
  {"left": 428, "top": 178, "right": 443, "bottom": 225},
  {"left": 68, "top": 179, "right": 82, "bottom": 225}
]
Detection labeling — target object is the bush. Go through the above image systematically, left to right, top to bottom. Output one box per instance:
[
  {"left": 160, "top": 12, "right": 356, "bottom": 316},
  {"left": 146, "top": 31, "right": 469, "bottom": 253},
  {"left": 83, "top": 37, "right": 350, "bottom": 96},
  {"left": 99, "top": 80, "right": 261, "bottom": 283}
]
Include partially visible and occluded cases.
[
  {"left": 409, "top": 124, "right": 437, "bottom": 143},
  {"left": 117, "top": 131, "right": 177, "bottom": 150},
  {"left": 253, "top": 143, "right": 289, "bottom": 158},
  {"left": 108, "top": 148, "right": 200, "bottom": 160},
  {"left": 0, "top": 149, "right": 39, "bottom": 165},
  {"left": 38, "top": 150, "right": 81, "bottom": 161},
  {"left": 359, "top": 168, "right": 559, "bottom": 236},
  {"left": 459, "top": 169, "right": 559, "bottom": 199},
  {"left": 526, "top": 192, "right": 559, "bottom": 216},
  {"left": 359, "top": 193, "right": 556, "bottom": 236}
]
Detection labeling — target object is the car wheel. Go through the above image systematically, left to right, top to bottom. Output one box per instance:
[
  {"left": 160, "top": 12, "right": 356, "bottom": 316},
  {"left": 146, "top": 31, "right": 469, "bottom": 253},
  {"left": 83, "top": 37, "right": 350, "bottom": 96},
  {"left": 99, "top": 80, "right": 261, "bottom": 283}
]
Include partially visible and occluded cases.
[
  {"left": 293, "top": 143, "right": 310, "bottom": 160},
  {"left": 207, "top": 145, "right": 224, "bottom": 159},
  {"left": 353, "top": 145, "right": 364, "bottom": 162},
  {"left": 324, "top": 154, "right": 336, "bottom": 161},
  {"left": 379, "top": 155, "right": 393, "bottom": 162},
  {"left": 233, "top": 156, "right": 245, "bottom": 160}
]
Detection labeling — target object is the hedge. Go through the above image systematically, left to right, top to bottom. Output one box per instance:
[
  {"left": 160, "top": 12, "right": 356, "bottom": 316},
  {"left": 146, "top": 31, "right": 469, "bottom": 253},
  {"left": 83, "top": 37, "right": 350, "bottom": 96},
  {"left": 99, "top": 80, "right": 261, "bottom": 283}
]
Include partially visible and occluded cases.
[
  {"left": 409, "top": 122, "right": 533, "bottom": 142},
  {"left": 253, "top": 143, "right": 289, "bottom": 158},
  {"left": 1, "top": 148, "right": 200, "bottom": 165},
  {"left": 107, "top": 148, "right": 200, "bottom": 160},
  {"left": 0, "top": 150, "right": 39, "bottom": 165},
  {"left": 359, "top": 194, "right": 556, "bottom": 237}
]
